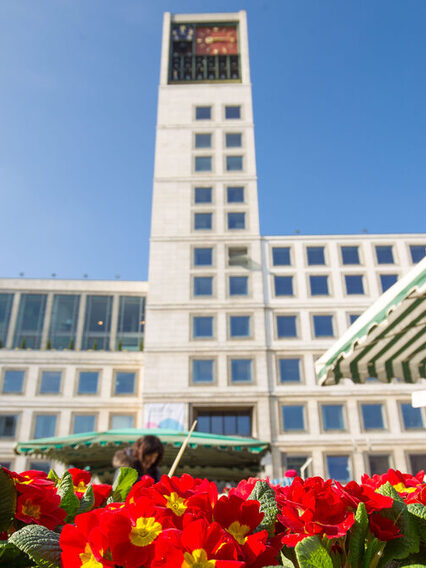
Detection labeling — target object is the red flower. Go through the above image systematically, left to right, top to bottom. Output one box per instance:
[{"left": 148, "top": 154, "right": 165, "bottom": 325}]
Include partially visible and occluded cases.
[
  {"left": 69, "top": 468, "right": 92, "bottom": 496},
  {"left": 11, "top": 469, "right": 56, "bottom": 492},
  {"left": 361, "top": 469, "right": 424, "bottom": 496},
  {"left": 125, "top": 476, "right": 155, "bottom": 505},
  {"left": 228, "top": 478, "right": 272, "bottom": 500},
  {"left": 335, "top": 480, "right": 394, "bottom": 514},
  {"left": 15, "top": 484, "right": 66, "bottom": 530},
  {"left": 92, "top": 484, "right": 112, "bottom": 508},
  {"left": 406, "top": 484, "right": 426, "bottom": 505},
  {"left": 214, "top": 494, "right": 263, "bottom": 544},
  {"left": 369, "top": 512, "right": 402, "bottom": 541}
]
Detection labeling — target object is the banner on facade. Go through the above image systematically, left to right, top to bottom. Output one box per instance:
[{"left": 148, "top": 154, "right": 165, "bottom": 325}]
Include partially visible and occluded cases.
[{"left": 144, "top": 403, "right": 185, "bottom": 431}]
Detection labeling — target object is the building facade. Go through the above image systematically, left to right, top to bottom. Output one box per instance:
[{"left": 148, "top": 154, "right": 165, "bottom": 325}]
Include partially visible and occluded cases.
[{"left": 1, "top": 11, "right": 425, "bottom": 480}]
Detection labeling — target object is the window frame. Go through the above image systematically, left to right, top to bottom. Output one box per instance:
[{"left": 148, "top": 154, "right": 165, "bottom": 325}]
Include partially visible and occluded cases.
[
  {"left": 194, "top": 105, "right": 212, "bottom": 120},
  {"left": 224, "top": 105, "right": 242, "bottom": 120},
  {"left": 194, "top": 132, "right": 213, "bottom": 149},
  {"left": 225, "top": 132, "right": 242, "bottom": 148},
  {"left": 225, "top": 154, "right": 244, "bottom": 172},
  {"left": 194, "top": 155, "right": 213, "bottom": 173},
  {"left": 193, "top": 186, "right": 213, "bottom": 205},
  {"left": 226, "top": 186, "right": 245, "bottom": 204},
  {"left": 227, "top": 211, "right": 246, "bottom": 230},
  {"left": 193, "top": 212, "right": 213, "bottom": 231},
  {"left": 409, "top": 244, "right": 426, "bottom": 263},
  {"left": 306, "top": 245, "right": 326, "bottom": 266},
  {"left": 340, "top": 245, "right": 362, "bottom": 265},
  {"left": 375, "top": 245, "right": 395, "bottom": 265},
  {"left": 193, "top": 246, "right": 214, "bottom": 268},
  {"left": 272, "top": 246, "right": 292, "bottom": 266},
  {"left": 379, "top": 273, "right": 399, "bottom": 293},
  {"left": 308, "top": 274, "right": 330, "bottom": 296},
  {"left": 344, "top": 274, "right": 366, "bottom": 295},
  {"left": 192, "top": 275, "right": 214, "bottom": 298},
  {"left": 228, "top": 275, "right": 249, "bottom": 297},
  {"left": 274, "top": 275, "right": 295, "bottom": 297},
  {"left": 228, "top": 314, "right": 252, "bottom": 339},
  {"left": 276, "top": 314, "right": 298, "bottom": 339},
  {"left": 312, "top": 314, "right": 335, "bottom": 338},
  {"left": 192, "top": 315, "right": 215, "bottom": 340},
  {"left": 277, "top": 356, "right": 303, "bottom": 384},
  {"left": 190, "top": 357, "right": 216, "bottom": 386},
  {"left": 228, "top": 357, "right": 255, "bottom": 385},
  {"left": 2, "top": 369, "right": 26, "bottom": 395},
  {"left": 38, "top": 369, "right": 63, "bottom": 395},
  {"left": 76, "top": 370, "right": 100, "bottom": 396},
  {"left": 113, "top": 370, "right": 138, "bottom": 396},
  {"left": 398, "top": 401, "right": 425, "bottom": 431},
  {"left": 359, "top": 402, "right": 386, "bottom": 432},
  {"left": 280, "top": 403, "right": 307, "bottom": 433},
  {"left": 320, "top": 403, "right": 347, "bottom": 432},
  {"left": 0, "top": 413, "right": 19, "bottom": 439},
  {"left": 32, "top": 413, "right": 57, "bottom": 439},
  {"left": 72, "top": 413, "right": 97, "bottom": 435},
  {"left": 109, "top": 413, "right": 136, "bottom": 430},
  {"left": 325, "top": 454, "right": 352, "bottom": 483}
]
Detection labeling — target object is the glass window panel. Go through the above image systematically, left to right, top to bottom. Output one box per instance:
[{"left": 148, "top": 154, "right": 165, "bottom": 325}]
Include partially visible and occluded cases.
[
  {"left": 196, "top": 106, "right": 211, "bottom": 120},
  {"left": 225, "top": 106, "right": 241, "bottom": 119},
  {"left": 195, "top": 133, "right": 211, "bottom": 148},
  {"left": 225, "top": 133, "right": 242, "bottom": 147},
  {"left": 195, "top": 156, "right": 212, "bottom": 172},
  {"left": 226, "top": 156, "right": 243, "bottom": 171},
  {"left": 194, "top": 187, "right": 212, "bottom": 203},
  {"left": 227, "top": 187, "right": 244, "bottom": 203},
  {"left": 227, "top": 212, "right": 245, "bottom": 229},
  {"left": 194, "top": 213, "right": 212, "bottom": 230},
  {"left": 410, "top": 245, "right": 426, "bottom": 263},
  {"left": 307, "top": 246, "right": 325, "bottom": 265},
  {"left": 341, "top": 246, "right": 360, "bottom": 264},
  {"left": 376, "top": 246, "right": 394, "bottom": 264},
  {"left": 228, "top": 247, "right": 248, "bottom": 267},
  {"left": 272, "top": 247, "right": 291, "bottom": 266},
  {"left": 194, "top": 248, "right": 213, "bottom": 266},
  {"left": 380, "top": 274, "right": 398, "bottom": 292},
  {"left": 310, "top": 275, "right": 329, "bottom": 295},
  {"left": 345, "top": 275, "right": 365, "bottom": 294},
  {"left": 229, "top": 276, "right": 248, "bottom": 296},
  {"left": 274, "top": 276, "right": 293, "bottom": 296},
  {"left": 193, "top": 277, "right": 213, "bottom": 296},
  {"left": 0, "top": 294, "right": 13, "bottom": 346},
  {"left": 13, "top": 294, "right": 47, "bottom": 349},
  {"left": 49, "top": 294, "right": 80, "bottom": 349},
  {"left": 82, "top": 296, "right": 112, "bottom": 350},
  {"left": 117, "top": 296, "right": 145, "bottom": 351},
  {"left": 349, "top": 314, "right": 360, "bottom": 324},
  {"left": 313, "top": 315, "right": 334, "bottom": 337},
  {"left": 193, "top": 316, "right": 213, "bottom": 338},
  {"left": 229, "top": 316, "right": 250, "bottom": 337},
  {"left": 277, "top": 316, "right": 297, "bottom": 338},
  {"left": 231, "top": 359, "right": 252, "bottom": 382},
  {"left": 279, "top": 359, "right": 300, "bottom": 383},
  {"left": 192, "top": 360, "right": 214, "bottom": 383},
  {"left": 3, "top": 370, "right": 24, "bottom": 394},
  {"left": 40, "top": 371, "right": 62, "bottom": 394},
  {"left": 78, "top": 371, "right": 99, "bottom": 395},
  {"left": 114, "top": 372, "right": 135, "bottom": 395},
  {"left": 400, "top": 403, "right": 424, "bottom": 429},
  {"left": 361, "top": 404, "right": 384, "bottom": 430},
  {"left": 322, "top": 405, "right": 344, "bottom": 430},
  {"left": 282, "top": 406, "right": 305, "bottom": 431},
  {"left": 196, "top": 411, "right": 251, "bottom": 437},
  {"left": 224, "top": 414, "right": 237, "bottom": 434},
  {"left": 236, "top": 414, "right": 251, "bottom": 436},
  {"left": 0, "top": 415, "right": 18, "bottom": 438},
  {"left": 34, "top": 415, "right": 57, "bottom": 439},
  {"left": 73, "top": 415, "right": 95, "bottom": 434},
  {"left": 111, "top": 415, "right": 135, "bottom": 429},
  {"left": 197, "top": 415, "right": 211, "bottom": 433},
  {"left": 211, "top": 415, "right": 224, "bottom": 435},
  {"left": 409, "top": 454, "right": 426, "bottom": 473},
  {"left": 282, "top": 455, "right": 310, "bottom": 477},
  {"left": 327, "top": 455, "right": 351, "bottom": 482},
  {"left": 368, "top": 455, "right": 390, "bottom": 475},
  {"left": 28, "top": 461, "right": 51, "bottom": 473}
]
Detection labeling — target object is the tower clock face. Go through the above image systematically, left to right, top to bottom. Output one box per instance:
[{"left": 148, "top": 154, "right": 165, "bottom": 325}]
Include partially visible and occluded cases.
[{"left": 195, "top": 25, "right": 238, "bottom": 55}]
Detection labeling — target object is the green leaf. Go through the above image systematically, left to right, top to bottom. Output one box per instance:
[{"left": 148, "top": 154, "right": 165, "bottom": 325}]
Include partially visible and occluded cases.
[
  {"left": 0, "top": 467, "right": 16, "bottom": 532},
  {"left": 108, "top": 467, "right": 138, "bottom": 503},
  {"left": 47, "top": 470, "right": 60, "bottom": 485},
  {"left": 56, "top": 471, "right": 79, "bottom": 522},
  {"left": 247, "top": 480, "right": 279, "bottom": 536},
  {"left": 376, "top": 481, "right": 405, "bottom": 502},
  {"left": 77, "top": 484, "right": 94, "bottom": 514},
  {"left": 347, "top": 501, "right": 368, "bottom": 567},
  {"left": 408, "top": 503, "right": 426, "bottom": 521},
  {"left": 9, "top": 525, "right": 61, "bottom": 568},
  {"left": 295, "top": 536, "right": 333, "bottom": 568},
  {"left": 362, "top": 537, "right": 382, "bottom": 568},
  {"left": 0, "top": 540, "right": 31, "bottom": 567},
  {"left": 279, "top": 550, "right": 296, "bottom": 568}
]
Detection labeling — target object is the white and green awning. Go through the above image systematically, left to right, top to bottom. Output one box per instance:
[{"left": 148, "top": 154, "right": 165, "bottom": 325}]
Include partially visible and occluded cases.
[{"left": 316, "top": 257, "right": 426, "bottom": 385}]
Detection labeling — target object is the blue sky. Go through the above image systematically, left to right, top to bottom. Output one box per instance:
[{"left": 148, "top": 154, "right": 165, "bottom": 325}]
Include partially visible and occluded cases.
[{"left": 1, "top": 1, "right": 425, "bottom": 281}]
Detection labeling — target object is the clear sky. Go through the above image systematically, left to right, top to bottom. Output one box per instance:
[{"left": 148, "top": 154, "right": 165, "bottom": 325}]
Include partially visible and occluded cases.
[{"left": 1, "top": 1, "right": 425, "bottom": 281}]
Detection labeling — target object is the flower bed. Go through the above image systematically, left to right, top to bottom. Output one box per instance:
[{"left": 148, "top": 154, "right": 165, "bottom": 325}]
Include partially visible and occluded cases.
[{"left": 0, "top": 465, "right": 425, "bottom": 567}]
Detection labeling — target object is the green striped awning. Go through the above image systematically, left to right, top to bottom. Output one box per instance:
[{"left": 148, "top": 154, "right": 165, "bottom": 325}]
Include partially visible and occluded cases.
[{"left": 316, "top": 257, "right": 426, "bottom": 385}]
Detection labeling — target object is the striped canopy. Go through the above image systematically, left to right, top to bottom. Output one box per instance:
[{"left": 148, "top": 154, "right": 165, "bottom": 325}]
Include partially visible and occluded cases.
[{"left": 316, "top": 257, "right": 426, "bottom": 385}]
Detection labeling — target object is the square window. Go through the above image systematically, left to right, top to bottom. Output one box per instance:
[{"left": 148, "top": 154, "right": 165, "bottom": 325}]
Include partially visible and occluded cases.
[
  {"left": 195, "top": 106, "right": 211, "bottom": 120},
  {"left": 225, "top": 106, "right": 241, "bottom": 119},
  {"left": 195, "top": 133, "right": 212, "bottom": 148},
  {"left": 226, "top": 133, "right": 242, "bottom": 147},
  {"left": 195, "top": 156, "right": 212, "bottom": 172},
  {"left": 226, "top": 156, "right": 243, "bottom": 171},
  {"left": 227, "top": 186, "right": 244, "bottom": 203},
  {"left": 194, "top": 187, "right": 212, "bottom": 203},
  {"left": 227, "top": 212, "right": 245, "bottom": 230},
  {"left": 194, "top": 213, "right": 212, "bottom": 230},
  {"left": 376, "top": 245, "right": 394, "bottom": 264},
  {"left": 410, "top": 245, "right": 426, "bottom": 263},
  {"left": 307, "top": 246, "right": 325, "bottom": 265},
  {"left": 341, "top": 246, "right": 360, "bottom": 265},
  {"left": 228, "top": 247, "right": 248, "bottom": 267},
  {"left": 272, "top": 247, "right": 291, "bottom": 266},
  {"left": 194, "top": 248, "right": 212, "bottom": 266},
  {"left": 380, "top": 274, "right": 398, "bottom": 292},
  {"left": 309, "top": 275, "right": 329, "bottom": 295},
  {"left": 345, "top": 275, "right": 365, "bottom": 294},
  {"left": 229, "top": 276, "right": 248, "bottom": 296},
  {"left": 274, "top": 276, "right": 293, "bottom": 296},
  {"left": 193, "top": 277, "right": 213, "bottom": 296},
  {"left": 349, "top": 314, "right": 360, "bottom": 325},
  {"left": 313, "top": 315, "right": 334, "bottom": 337},
  {"left": 193, "top": 316, "right": 213, "bottom": 339},
  {"left": 230, "top": 316, "right": 250, "bottom": 338},
  {"left": 277, "top": 316, "right": 297, "bottom": 338},
  {"left": 278, "top": 358, "right": 300, "bottom": 383},
  {"left": 230, "top": 359, "right": 252, "bottom": 383},
  {"left": 192, "top": 360, "right": 214, "bottom": 384},
  {"left": 3, "top": 370, "right": 25, "bottom": 394},
  {"left": 40, "top": 371, "right": 62, "bottom": 394},
  {"left": 77, "top": 371, "right": 99, "bottom": 395},
  {"left": 114, "top": 372, "right": 136, "bottom": 395},
  {"left": 400, "top": 403, "right": 424, "bottom": 429},
  {"left": 361, "top": 404, "right": 384, "bottom": 430},
  {"left": 282, "top": 405, "right": 305, "bottom": 431},
  {"left": 322, "top": 405, "right": 345, "bottom": 430},
  {"left": 111, "top": 414, "right": 135, "bottom": 429},
  {"left": 0, "top": 415, "right": 18, "bottom": 438},
  {"left": 34, "top": 415, "right": 57, "bottom": 439},
  {"left": 73, "top": 415, "right": 96, "bottom": 434},
  {"left": 281, "top": 454, "right": 311, "bottom": 477},
  {"left": 409, "top": 454, "right": 426, "bottom": 472},
  {"left": 326, "top": 455, "right": 351, "bottom": 482},
  {"left": 368, "top": 455, "right": 390, "bottom": 475},
  {"left": 28, "top": 461, "right": 51, "bottom": 473}
]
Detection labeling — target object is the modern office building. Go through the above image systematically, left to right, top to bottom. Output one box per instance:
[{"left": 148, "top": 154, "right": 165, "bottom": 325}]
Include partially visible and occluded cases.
[{"left": 1, "top": 11, "right": 425, "bottom": 481}]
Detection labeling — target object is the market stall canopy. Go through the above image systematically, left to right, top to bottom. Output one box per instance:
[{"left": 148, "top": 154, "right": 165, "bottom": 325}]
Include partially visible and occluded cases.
[
  {"left": 316, "top": 257, "right": 426, "bottom": 385},
  {"left": 15, "top": 428, "right": 270, "bottom": 482}
]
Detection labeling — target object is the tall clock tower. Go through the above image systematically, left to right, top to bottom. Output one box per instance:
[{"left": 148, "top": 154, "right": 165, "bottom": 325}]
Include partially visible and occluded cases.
[{"left": 143, "top": 12, "right": 271, "bottom": 464}]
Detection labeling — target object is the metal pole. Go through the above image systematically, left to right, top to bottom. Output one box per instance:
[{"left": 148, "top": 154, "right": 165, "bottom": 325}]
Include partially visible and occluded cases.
[{"left": 168, "top": 420, "right": 198, "bottom": 477}]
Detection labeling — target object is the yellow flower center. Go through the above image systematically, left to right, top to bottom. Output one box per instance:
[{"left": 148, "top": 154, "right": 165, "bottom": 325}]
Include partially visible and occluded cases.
[
  {"left": 74, "top": 481, "right": 88, "bottom": 493},
  {"left": 393, "top": 482, "right": 417, "bottom": 494},
  {"left": 164, "top": 492, "right": 188, "bottom": 516},
  {"left": 21, "top": 500, "right": 41, "bottom": 520},
  {"left": 129, "top": 516, "right": 162, "bottom": 547},
  {"left": 226, "top": 520, "right": 250, "bottom": 545},
  {"left": 79, "top": 543, "right": 103, "bottom": 567},
  {"left": 182, "top": 548, "right": 216, "bottom": 568}
]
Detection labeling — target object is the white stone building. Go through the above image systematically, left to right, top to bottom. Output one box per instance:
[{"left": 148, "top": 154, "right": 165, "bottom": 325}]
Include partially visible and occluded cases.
[{"left": 1, "top": 11, "right": 425, "bottom": 481}]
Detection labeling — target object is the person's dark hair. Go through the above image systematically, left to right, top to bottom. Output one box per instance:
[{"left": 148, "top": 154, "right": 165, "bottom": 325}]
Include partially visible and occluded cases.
[{"left": 132, "top": 435, "right": 164, "bottom": 469}]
